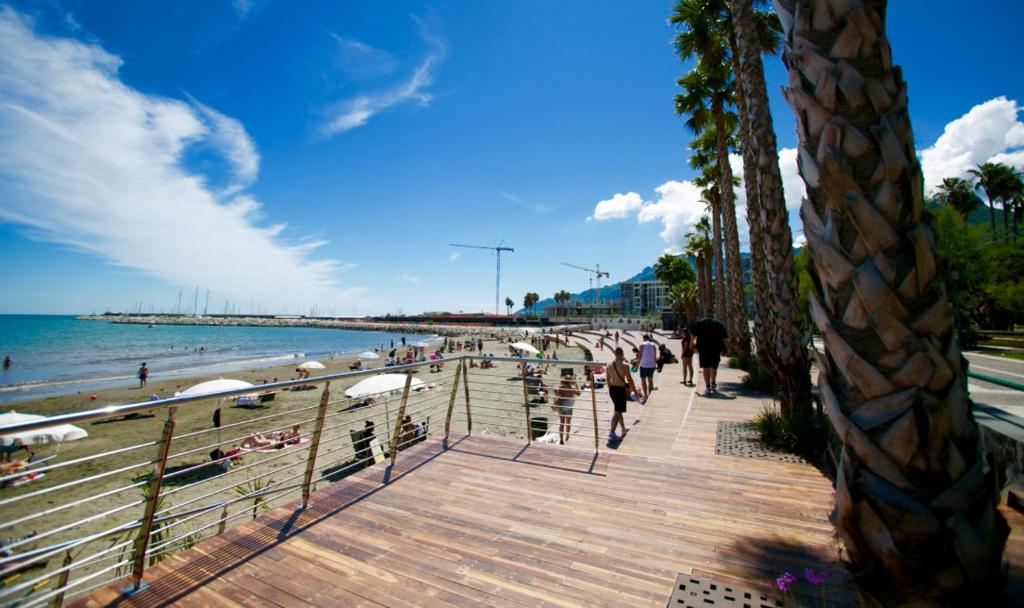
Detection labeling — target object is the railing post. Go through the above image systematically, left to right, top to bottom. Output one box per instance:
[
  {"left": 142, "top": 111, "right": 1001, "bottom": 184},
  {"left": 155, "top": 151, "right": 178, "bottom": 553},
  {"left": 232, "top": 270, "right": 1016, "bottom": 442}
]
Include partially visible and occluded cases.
[
  {"left": 462, "top": 358, "right": 472, "bottom": 434},
  {"left": 444, "top": 359, "right": 463, "bottom": 445},
  {"left": 521, "top": 362, "right": 532, "bottom": 445},
  {"left": 588, "top": 366, "right": 599, "bottom": 453},
  {"left": 388, "top": 373, "right": 414, "bottom": 465},
  {"left": 301, "top": 381, "right": 331, "bottom": 508},
  {"left": 129, "top": 406, "right": 176, "bottom": 592},
  {"left": 217, "top": 503, "right": 229, "bottom": 535},
  {"left": 50, "top": 549, "right": 73, "bottom": 608}
]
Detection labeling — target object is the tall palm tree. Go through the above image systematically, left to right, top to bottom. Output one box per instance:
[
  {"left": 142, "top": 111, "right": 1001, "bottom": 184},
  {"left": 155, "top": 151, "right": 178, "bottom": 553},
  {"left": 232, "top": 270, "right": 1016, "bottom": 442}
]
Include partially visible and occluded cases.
[
  {"left": 728, "top": 0, "right": 810, "bottom": 416},
  {"left": 774, "top": 0, "right": 1007, "bottom": 602},
  {"left": 677, "top": 67, "right": 751, "bottom": 357},
  {"left": 969, "top": 161, "right": 1018, "bottom": 239},
  {"left": 692, "top": 168, "right": 727, "bottom": 325},
  {"left": 935, "top": 177, "right": 983, "bottom": 220},
  {"left": 687, "top": 216, "right": 715, "bottom": 317},
  {"left": 684, "top": 236, "right": 708, "bottom": 316},
  {"left": 504, "top": 297, "right": 514, "bottom": 315}
]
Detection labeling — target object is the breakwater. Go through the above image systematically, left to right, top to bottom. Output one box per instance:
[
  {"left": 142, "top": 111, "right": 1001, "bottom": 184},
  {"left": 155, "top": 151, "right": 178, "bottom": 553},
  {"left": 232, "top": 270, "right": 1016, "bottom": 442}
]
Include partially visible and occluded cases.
[{"left": 76, "top": 315, "right": 536, "bottom": 339}]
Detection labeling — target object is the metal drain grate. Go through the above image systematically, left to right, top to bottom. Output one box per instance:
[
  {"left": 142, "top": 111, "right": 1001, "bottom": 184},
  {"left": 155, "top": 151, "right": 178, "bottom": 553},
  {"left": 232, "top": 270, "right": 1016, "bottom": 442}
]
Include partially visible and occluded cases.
[
  {"left": 715, "top": 421, "right": 808, "bottom": 464},
  {"left": 668, "top": 574, "right": 783, "bottom": 607}
]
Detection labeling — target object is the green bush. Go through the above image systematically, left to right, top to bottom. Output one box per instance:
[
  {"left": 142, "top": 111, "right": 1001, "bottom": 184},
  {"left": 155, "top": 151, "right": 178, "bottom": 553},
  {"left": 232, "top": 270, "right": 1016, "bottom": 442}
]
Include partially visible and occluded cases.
[
  {"left": 727, "top": 356, "right": 742, "bottom": 369},
  {"left": 753, "top": 405, "right": 834, "bottom": 464}
]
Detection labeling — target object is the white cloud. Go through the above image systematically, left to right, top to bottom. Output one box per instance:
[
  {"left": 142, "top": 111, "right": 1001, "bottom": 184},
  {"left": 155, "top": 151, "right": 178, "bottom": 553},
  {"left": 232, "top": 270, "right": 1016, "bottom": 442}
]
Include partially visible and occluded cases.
[
  {"left": 232, "top": 0, "right": 252, "bottom": 18},
  {"left": 0, "top": 7, "right": 361, "bottom": 309},
  {"left": 321, "top": 17, "right": 445, "bottom": 136},
  {"left": 325, "top": 32, "right": 397, "bottom": 81},
  {"left": 920, "top": 96, "right": 1024, "bottom": 193},
  {"left": 588, "top": 147, "right": 807, "bottom": 250},
  {"left": 590, "top": 192, "right": 643, "bottom": 221},
  {"left": 449, "top": 252, "right": 460, "bottom": 262},
  {"left": 400, "top": 274, "right": 420, "bottom": 284}
]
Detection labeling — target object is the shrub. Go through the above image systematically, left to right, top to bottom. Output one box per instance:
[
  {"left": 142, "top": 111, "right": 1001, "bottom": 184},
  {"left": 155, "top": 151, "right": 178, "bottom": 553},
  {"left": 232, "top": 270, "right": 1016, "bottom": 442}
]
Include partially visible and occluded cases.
[{"left": 753, "top": 405, "right": 835, "bottom": 464}]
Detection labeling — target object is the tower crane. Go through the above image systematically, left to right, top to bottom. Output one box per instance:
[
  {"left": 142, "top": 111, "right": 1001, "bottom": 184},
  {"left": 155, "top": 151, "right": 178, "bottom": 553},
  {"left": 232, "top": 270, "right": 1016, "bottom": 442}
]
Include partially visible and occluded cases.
[
  {"left": 450, "top": 242, "right": 515, "bottom": 315},
  {"left": 561, "top": 262, "right": 610, "bottom": 316}
]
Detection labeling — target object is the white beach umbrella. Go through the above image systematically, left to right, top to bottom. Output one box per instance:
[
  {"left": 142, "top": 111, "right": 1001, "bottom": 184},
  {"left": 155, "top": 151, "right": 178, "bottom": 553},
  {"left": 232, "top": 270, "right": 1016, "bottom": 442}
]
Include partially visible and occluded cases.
[
  {"left": 510, "top": 342, "right": 539, "bottom": 354},
  {"left": 358, "top": 351, "right": 381, "bottom": 359},
  {"left": 297, "top": 361, "right": 326, "bottom": 370},
  {"left": 344, "top": 374, "right": 424, "bottom": 398},
  {"left": 176, "top": 379, "right": 255, "bottom": 397},
  {"left": 0, "top": 411, "right": 88, "bottom": 447}
]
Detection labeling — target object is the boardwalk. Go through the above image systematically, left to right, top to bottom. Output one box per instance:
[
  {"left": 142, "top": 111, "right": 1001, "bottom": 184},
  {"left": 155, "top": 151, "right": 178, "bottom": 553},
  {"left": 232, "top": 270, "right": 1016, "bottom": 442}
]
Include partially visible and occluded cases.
[{"left": 76, "top": 332, "right": 1024, "bottom": 607}]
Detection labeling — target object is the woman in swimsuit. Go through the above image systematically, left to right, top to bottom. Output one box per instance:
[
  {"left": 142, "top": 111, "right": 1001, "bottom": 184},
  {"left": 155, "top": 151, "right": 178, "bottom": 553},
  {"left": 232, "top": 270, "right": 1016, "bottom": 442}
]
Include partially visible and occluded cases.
[
  {"left": 680, "top": 328, "right": 695, "bottom": 386},
  {"left": 606, "top": 347, "right": 637, "bottom": 441},
  {"left": 553, "top": 375, "right": 581, "bottom": 445}
]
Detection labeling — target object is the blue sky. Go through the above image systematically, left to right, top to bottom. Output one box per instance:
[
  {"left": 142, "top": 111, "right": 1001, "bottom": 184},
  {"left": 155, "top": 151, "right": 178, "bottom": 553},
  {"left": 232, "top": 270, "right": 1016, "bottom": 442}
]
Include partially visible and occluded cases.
[{"left": 0, "top": 0, "right": 1022, "bottom": 315}]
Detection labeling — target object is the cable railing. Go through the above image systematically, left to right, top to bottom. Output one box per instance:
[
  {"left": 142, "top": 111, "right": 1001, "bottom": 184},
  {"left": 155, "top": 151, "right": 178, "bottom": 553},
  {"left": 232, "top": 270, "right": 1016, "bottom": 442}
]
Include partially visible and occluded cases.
[{"left": 0, "top": 350, "right": 614, "bottom": 607}]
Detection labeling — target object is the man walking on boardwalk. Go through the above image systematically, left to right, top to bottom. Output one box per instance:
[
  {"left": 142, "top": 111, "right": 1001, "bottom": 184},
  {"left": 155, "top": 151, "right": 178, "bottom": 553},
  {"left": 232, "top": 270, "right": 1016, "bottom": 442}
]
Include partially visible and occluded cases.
[{"left": 690, "top": 317, "right": 726, "bottom": 396}]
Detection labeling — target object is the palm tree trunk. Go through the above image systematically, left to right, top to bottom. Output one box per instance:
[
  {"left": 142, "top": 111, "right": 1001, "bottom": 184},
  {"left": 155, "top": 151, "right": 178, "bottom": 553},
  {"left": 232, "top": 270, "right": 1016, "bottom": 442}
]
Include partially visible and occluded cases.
[
  {"left": 729, "top": 0, "right": 810, "bottom": 416},
  {"left": 775, "top": 0, "right": 1007, "bottom": 602},
  {"left": 729, "top": 35, "right": 776, "bottom": 375},
  {"left": 712, "top": 100, "right": 751, "bottom": 358},
  {"left": 985, "top": 188, "right": 996, "bottom": 236},
  {"left": 710, "top": 196, "right": 728, "bottom": 327},
  {"left": 703, "top": 251, "right": 714, "bottom": 317}
]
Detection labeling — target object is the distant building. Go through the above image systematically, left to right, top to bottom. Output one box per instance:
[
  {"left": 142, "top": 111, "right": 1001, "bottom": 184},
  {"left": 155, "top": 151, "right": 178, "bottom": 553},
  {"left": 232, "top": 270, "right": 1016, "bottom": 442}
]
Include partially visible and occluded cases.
[
  {"left": 620, "top": 280, "right": 670, "bottom": 317},
  {"left": 544, "top": 300, "right": 623, "bottom": 319}
]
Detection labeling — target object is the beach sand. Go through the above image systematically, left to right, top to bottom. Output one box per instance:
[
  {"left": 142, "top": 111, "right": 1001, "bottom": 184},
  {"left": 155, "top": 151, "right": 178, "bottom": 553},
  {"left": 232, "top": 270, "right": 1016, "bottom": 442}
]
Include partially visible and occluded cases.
[{"left": 0, "top": 334, "right": 595, "bottom": 601}]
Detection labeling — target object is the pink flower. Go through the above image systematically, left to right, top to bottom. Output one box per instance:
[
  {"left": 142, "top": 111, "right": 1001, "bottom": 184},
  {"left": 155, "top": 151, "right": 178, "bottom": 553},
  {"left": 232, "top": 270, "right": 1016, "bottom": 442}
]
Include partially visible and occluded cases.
[{"left": 775, "top": 571, "right": 798, "bottom": 593}]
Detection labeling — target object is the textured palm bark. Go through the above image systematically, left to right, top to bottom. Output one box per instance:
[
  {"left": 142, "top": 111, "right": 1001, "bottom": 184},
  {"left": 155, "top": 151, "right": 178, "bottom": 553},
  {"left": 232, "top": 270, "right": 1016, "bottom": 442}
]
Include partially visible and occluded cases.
[
  {"left": 730, "top": 0, "right": 811, "bottom": 416},
  {"left": 774, "top": 0, "right": 1007, "bottom": 603},
  {"left": 730, "top": 41, "right": 777, "bottom": 374},
  {"left": 712, "top": 102, "right": 752, "bottom": 357},
  {"left": 709, "top": 192, "right": 728, "bottom": 326},
  {"left": 704, "top": 246, "right": 714, "bottom": 317}
]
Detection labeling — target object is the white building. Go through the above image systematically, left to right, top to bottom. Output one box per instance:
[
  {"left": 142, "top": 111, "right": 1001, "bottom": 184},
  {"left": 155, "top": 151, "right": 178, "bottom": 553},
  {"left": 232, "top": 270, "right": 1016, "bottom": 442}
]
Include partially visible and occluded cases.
[{"left": 620, "top": 280, "right": 670, "bottom": 316}]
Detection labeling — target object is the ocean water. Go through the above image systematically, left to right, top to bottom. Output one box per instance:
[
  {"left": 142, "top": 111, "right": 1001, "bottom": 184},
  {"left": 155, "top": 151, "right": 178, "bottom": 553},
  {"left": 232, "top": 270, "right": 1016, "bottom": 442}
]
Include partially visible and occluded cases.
[{"left": 0, "top": 315, "right": 423, "bottom": 404}]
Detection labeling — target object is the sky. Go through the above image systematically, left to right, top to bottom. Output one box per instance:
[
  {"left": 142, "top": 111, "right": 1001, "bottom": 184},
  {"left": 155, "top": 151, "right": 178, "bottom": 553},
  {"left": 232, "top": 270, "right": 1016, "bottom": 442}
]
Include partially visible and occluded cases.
[{"left": 0, "top": 0, "right": 1022, "bottom": 316}]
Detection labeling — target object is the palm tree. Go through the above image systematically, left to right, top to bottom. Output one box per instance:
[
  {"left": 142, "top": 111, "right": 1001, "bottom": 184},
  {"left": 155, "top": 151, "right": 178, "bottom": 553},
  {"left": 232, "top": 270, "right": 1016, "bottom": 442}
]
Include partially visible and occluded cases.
[
  {"left": 728, "top": 0, "right": 809, "bottom": 416},
  {"left": 774, "top": 1, "right": 1007, "bottom": 602},
  {"left": 677, "top": 68, "right": 751, "bottom": 357},
  {"left": 969, "top": 161, "right": 1018, "bottom": 238},
  {"left": 935, "top": 177, "right": 984, "bottom": 219},
  {"left": 686, "top": 217, "right": 715, "bottom": 317},
  {"left": 667, "top": 282, "right": 700, "bottom": 327},
  {"left": 553, "top": 290, "right": 572, "bottom": 313},
  {"left": 522, "top": 292, "right": 540, "bottom": 317},
  {"left": 504, "top": 297, "right": 514, "bottom": 315}
]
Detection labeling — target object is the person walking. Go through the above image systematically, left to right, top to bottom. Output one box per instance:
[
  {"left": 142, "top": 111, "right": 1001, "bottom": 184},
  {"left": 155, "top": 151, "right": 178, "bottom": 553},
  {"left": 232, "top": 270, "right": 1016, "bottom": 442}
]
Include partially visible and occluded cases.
[
  {"left": 691, "top": 317, "right": 727, "bottom": 396},
  {"left": 680, "top": 328, "right": 695, "bottom": 386},
  {"left": 637, "top": 334, "right": 658, "bottom": 404},
  {"left": 606, "top": 347, "right": 637, "bottom": 442},
  {"left": 137, "top": 362, "right": 149, "bottom": 388},
  {"left": 553, "top": 374, "right": 581, "bottom": 445}
]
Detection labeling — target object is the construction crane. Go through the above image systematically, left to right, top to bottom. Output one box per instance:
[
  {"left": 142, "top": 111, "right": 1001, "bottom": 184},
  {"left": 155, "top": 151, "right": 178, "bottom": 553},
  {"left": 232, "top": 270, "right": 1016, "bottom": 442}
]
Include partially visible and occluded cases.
[
  {"left": 450, "top": 242, "right": 515, "bottom": 315},
  {"left": 562, "top": 262, "right": 610, "bottom": 316}
]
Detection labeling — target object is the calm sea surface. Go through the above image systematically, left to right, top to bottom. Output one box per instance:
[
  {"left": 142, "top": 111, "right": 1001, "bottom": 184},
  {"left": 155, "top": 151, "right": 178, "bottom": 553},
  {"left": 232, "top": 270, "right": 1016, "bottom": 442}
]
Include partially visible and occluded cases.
[{"left": 0, "top": 315, "right": 422, "bottom": 404}]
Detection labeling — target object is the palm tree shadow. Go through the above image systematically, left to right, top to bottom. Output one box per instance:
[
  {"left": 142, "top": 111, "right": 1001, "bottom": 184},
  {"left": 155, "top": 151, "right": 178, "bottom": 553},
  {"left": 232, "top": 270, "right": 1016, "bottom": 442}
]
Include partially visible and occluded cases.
[{"left": 719, "top": 536, "right": 855, "bottom": 607}]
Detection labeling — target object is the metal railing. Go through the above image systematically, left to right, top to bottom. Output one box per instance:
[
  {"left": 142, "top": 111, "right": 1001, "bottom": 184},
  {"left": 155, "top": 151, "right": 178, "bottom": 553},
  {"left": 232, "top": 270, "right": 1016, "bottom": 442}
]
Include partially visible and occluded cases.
[{"left": 0, "top": 349, "right": 615, "bottom": 607}]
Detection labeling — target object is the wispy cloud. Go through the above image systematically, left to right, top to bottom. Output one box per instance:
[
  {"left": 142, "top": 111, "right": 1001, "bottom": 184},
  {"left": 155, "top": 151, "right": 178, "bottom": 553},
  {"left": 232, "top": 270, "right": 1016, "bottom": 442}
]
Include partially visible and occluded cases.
[
  {"left": 0, "top": 7, "right": 362, "bottom": 309},
  {"left": 321, "top": 15, "right": 446, "bottom": 136},
  {"left": 324, "top": 31, "right": 397, "bottom": 81},
  {"left": 500, "top": 192, "right": 557, "bottom": 214},
  {"left": 449, "top": 252, "right": 460, "bottom": 262},
  {"left": 400, "top": 274, "right": 420, "bottom": 284}
]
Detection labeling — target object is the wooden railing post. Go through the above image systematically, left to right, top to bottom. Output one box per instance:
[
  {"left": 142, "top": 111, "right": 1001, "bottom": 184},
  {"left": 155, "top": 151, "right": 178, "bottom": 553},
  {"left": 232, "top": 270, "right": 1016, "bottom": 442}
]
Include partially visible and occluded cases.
[
  {"left": 444, "top": 359, "right": 463, "bottom": 445},
  {"left": 462, "top": 359, "right": 472, "bottom": 434},
  {"left": 521, "top": 363, "right": 532, "bottom": 444},
  {"left": 588, "top": 366, "right": 599, "bottom": 453},
  {"left": 388, "top": 373, "right": 414, "bottom": 465},
  {"left": 301, "top": 381, "right": 331, "bottom": 508},
  {"left": 129, "top": 406, "right": 176, "bottom": 591},
  {"left": 50, "top": 549, "right": 73, "bottom": 608}
]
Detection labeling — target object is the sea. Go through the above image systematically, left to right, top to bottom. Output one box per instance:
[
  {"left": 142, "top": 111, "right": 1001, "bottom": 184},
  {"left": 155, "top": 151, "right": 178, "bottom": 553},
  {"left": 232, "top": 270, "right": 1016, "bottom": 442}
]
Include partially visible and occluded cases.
[{"left": 0, "top": 315, "right": 425, "bottom": 404}]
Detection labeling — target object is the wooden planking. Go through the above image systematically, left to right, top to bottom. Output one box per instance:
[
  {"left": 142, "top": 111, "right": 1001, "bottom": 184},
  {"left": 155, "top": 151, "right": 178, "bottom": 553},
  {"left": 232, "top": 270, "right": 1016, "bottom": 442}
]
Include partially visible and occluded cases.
[{"left": 76, "top": 331, "right": 1024, "bottom": 607}]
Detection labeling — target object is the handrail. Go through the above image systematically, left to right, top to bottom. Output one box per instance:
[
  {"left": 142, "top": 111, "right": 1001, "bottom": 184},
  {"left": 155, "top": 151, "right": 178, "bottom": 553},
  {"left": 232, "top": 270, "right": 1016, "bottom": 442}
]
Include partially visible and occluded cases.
[{"left": 0, "top": 353, "right": 604, "bottom": 607}]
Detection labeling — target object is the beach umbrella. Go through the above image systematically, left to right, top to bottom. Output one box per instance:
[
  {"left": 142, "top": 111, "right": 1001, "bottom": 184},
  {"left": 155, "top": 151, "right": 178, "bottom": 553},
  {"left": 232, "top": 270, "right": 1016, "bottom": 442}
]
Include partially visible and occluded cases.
[
  {"left": 510, "top": 342, "right": 539, "bottom": 355},
  {"left": 358, "top": 351, "right": 380, "bottom": 359},
  {"left": 297, "top": 361, "right": 326, "bottom": 370},
  {"left": 344, "top": 374, "right": 424, "bottom": 398},
  {"left": 176, "top": 379, "right": 255, "bottom": 397},
  {"left": 0, "top": 412, "right": 88, "bottom": 447}
]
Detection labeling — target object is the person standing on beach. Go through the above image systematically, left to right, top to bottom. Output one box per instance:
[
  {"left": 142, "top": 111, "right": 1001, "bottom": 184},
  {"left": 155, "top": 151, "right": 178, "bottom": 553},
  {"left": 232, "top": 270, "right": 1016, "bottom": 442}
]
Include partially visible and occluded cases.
[
  {"left": 691, "top": 317, "right": 727, "bottom": 396},
  {"left": 614, "top": 331, "right": 619, "bottom": 347},
  {"left": 637, "top": 335, "right": 657, "bottom": 403},
  {"left": 401, "top": 336, "right": 406, "bottom": 346},
  {"left": 606, "top": 347, "right": 636, "bottom": 441},
  {"left": 3, "top": 356, "right": 10, "bottom": 370},
  {"left": 137, "top": 362, "right": 149, "bottom": 388}
]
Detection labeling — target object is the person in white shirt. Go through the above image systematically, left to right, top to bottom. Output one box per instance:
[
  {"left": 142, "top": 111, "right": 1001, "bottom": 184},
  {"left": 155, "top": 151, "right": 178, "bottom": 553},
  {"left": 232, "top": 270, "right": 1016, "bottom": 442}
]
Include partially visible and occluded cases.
[{"left": 637, "top": 335, "right": 658, "bottom": 404}]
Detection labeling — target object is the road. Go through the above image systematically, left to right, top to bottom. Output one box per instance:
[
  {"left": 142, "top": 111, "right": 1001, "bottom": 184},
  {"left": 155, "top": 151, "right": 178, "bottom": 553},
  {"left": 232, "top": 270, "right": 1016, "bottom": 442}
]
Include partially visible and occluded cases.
[{"left": 965, "top": 350, "right": 1024, "bottom": 419}]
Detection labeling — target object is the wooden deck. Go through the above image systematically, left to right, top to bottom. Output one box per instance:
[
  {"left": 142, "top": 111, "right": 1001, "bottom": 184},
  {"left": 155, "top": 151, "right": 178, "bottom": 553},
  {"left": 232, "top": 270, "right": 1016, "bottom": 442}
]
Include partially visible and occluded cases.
[{"left": 75, "top": 333, "right": 1024, "bottom": 607}]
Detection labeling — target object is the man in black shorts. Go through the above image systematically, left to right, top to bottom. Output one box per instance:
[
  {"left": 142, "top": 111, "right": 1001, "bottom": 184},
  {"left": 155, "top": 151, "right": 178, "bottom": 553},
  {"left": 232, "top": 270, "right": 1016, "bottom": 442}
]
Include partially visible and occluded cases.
[{"left": 691, "top": 316, "right": 727, "bottom": 396}]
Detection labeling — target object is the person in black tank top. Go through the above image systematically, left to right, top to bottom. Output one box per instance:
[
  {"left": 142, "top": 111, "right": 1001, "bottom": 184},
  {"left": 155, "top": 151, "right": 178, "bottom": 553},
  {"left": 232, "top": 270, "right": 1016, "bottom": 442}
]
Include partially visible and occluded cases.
[{"left": 607, "top": 347, "right": 637, "bottom": 441}]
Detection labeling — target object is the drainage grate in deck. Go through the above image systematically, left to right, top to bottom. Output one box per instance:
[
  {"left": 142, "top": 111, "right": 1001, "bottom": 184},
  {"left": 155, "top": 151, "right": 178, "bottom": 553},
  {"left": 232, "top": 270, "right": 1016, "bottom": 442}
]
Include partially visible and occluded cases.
[
  {"left": 714, "top": 421, "right": 807, "bottom": 464},
  {"left": 668, "top": 574, "right": 784, "bottom": 607}
]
